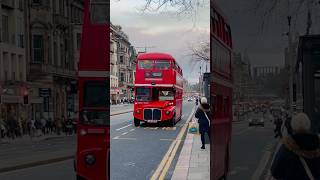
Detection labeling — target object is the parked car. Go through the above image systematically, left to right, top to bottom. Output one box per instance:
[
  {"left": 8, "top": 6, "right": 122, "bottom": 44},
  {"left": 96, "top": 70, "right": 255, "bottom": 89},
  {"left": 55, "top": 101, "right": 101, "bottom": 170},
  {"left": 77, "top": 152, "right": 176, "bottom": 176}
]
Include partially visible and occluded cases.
[{"left": 248, "top": 112, "right": 264, "bottom": 127}]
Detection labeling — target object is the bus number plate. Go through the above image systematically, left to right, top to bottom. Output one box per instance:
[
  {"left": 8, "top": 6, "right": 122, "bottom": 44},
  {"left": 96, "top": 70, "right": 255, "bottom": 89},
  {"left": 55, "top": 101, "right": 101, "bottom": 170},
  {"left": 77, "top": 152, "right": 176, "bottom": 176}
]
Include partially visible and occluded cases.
[{"left": 147, "top": 120, "right": 157, "bottom": 123}]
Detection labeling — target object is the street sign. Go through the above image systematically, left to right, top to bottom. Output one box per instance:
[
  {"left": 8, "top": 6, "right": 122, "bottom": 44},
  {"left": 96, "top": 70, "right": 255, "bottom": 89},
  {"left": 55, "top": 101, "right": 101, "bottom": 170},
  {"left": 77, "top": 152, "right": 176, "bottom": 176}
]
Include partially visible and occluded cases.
[{"left": 39, "top": 88, "right": 51, "bottom": 97}]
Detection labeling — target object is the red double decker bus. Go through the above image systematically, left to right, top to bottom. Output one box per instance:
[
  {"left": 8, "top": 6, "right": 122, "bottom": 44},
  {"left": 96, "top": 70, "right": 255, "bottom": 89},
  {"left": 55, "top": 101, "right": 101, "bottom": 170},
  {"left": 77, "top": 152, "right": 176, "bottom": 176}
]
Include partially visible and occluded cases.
[
  {"left": 75, "top": 0, "right": 109, "bottom": 180},
  {"left": 210, "top": 1, "right": 233, "bottom": 179},
  {"left": 133, "top": 53, "right": 183, "bottom": 127}
]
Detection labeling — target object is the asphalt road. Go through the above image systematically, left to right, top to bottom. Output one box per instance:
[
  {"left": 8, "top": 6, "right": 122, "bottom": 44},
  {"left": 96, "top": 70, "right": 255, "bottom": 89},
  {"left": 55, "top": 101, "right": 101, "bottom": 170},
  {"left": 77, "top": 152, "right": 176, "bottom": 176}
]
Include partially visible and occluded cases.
[
  {"left": 110, "top": 101, "right": 195, "bottom": 180},
  {"left": 229, "top": 112, "right": 277, "bottom": 180},
  {"left": 0, "top": 135, "right": 76, "bottom": 180},
  {"left": 0, "top": 160, "right": 75, "bottom": 180}
]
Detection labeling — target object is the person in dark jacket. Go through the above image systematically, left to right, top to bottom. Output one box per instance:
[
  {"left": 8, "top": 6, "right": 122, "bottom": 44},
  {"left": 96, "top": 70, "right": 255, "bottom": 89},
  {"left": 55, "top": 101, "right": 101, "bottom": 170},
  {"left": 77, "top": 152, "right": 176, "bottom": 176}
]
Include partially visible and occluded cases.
[
  {"left": 195, "top": 97, "right": 211, "bottom": 149},
  {"left": 271, "top": 113, "right": 320, "bottom": 180}
]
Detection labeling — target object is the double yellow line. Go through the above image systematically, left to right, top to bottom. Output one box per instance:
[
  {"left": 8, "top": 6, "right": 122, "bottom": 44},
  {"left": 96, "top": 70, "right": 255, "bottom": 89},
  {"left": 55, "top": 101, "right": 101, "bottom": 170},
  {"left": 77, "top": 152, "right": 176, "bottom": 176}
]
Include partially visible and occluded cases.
[{"left": 150, "top": 107, "right": 196, "bottom": 180}]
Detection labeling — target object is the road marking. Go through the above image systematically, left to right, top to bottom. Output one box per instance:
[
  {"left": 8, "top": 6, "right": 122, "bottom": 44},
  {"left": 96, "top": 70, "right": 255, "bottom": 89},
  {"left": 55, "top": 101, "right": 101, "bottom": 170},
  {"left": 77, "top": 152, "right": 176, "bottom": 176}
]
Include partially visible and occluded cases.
[
  {"left": 150, "top": 107, "right": 196, "bottom": 180},
  {"left": 110, "top": 110, "right": 133, "bottom": 116},
  {"left": 116, "top": 124, "right": 132, "bottom": 131},
  {"left": 234, "top": 128, "right": 250, "bottom": 135},
  {"left": 129, "top": 129, "right": 135, "bottom": 132},
  {"left": 121, "top": 132, "right": 128, "bottom": 136},
  {"left": 113, "top": 136, "right": 120, "bottom": 139},
  {"left": 114, "top": 137, "right": 137, "bottom": 140},
  {"left": 160, "top": 139, "right": 174, "bottom": 141},
  {"left": 250, "top": 141, "right": 278, "bottom": 180}
]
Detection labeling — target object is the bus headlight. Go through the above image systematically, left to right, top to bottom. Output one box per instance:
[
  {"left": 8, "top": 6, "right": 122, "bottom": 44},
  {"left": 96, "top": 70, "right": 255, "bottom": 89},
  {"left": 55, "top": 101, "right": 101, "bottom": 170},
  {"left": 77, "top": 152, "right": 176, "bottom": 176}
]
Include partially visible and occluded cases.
[
  {"left": 136, "top": 110, "right": 140, "bottom": 114},
  {"left": 165, "top": 110, "right": 170, "bottom": 115},
  {"left": 80, "top": 129, "right": 87, "bottom": 136},
  {"left": 84, "top": 154, "right": 96, "bottom": 166}
]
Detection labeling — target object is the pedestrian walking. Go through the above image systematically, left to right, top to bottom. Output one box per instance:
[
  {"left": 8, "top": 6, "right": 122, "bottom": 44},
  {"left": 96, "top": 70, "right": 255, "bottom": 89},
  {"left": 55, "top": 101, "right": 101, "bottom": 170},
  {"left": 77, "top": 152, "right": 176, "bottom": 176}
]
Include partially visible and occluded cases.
[
  {"left": 195, "top": 97, "right": 211, "bottom": 149},
  {"left": 195, "top": 98, "right": 199, "bottom": 106},
  {"left": 271, "top": 113, "right": 320, "bottom": 180},
  {"left": 7, "top": 115, "right": 17, "bottom": 140},
  {"left": 274, "top": 115, "right": 283, "bottom": 138},
  {"left": 41, "top": 116, "right": 46, "bottom": 136},
  {"left": 0, "top": 117, "right": 5, "bottom": 138},
  {"left": 30, "top": 118, "right": 36, "bottom": 138}
]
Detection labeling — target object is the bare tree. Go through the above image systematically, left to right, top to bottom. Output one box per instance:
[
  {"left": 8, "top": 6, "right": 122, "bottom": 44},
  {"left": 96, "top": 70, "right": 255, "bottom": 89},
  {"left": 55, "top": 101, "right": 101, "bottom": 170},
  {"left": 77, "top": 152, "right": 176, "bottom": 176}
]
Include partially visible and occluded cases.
[
  {"left": 141, "top": 0, "right": 207, "bottom": 14},
  {"left": 252, "top": 0, "right": 320, "bottom": 33},
  {"left": 189, "top": 41, "right": 210, "bottom": 63}
]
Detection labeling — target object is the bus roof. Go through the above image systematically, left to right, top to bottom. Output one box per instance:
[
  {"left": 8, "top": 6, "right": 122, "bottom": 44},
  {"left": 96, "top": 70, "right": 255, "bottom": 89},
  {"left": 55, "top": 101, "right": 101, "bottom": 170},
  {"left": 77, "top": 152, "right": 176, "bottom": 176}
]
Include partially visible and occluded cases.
[{"left": 137, "top": 52, "right": 174, "bottom": 60}]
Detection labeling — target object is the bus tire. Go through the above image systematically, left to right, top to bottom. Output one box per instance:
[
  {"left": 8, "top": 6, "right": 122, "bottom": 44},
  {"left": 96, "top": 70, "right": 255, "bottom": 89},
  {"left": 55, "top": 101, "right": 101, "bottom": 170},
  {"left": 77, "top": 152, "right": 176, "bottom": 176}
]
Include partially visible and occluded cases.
[
  {"left": 168, "top": 114, "right": 176, "bottom": 127},
  {"left": 134, "top": 118, "right": 140, "bottom": 127},
  {"left": 222, "top": 146, "right": 230, "bottom": 180}
]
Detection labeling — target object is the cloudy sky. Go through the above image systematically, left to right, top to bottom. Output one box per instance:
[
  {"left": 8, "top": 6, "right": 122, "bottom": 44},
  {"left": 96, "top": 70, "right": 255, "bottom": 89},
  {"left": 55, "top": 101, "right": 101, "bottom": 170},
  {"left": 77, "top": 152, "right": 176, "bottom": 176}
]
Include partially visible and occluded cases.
[
  {"left": 111, "top": 0, "right": 209, "bottom": 84},
  {"left": 215, "top": 0, "right": 320, "bottom": 67}
]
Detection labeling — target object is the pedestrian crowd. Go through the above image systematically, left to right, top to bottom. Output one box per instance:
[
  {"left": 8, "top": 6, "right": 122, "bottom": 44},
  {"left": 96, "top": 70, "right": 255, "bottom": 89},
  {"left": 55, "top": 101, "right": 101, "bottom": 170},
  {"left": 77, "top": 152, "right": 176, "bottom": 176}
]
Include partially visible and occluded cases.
[{"left": 0, "top": 115, "right": 76, "bottom": 141}]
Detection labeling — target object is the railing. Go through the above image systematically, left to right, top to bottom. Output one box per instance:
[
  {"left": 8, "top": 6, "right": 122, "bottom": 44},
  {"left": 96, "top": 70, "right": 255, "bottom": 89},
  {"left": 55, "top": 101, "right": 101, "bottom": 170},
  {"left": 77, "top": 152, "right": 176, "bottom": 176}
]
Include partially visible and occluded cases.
[{"left": 29, "top": 63, "right": 76, "bottom": 77}]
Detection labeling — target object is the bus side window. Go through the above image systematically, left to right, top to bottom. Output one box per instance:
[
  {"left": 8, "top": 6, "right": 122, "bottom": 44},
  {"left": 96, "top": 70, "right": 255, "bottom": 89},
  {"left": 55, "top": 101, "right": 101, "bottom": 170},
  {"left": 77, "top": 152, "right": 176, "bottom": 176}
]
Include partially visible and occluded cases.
[{"left": 90, "top": 0, "right": 109, "bottom": 24}]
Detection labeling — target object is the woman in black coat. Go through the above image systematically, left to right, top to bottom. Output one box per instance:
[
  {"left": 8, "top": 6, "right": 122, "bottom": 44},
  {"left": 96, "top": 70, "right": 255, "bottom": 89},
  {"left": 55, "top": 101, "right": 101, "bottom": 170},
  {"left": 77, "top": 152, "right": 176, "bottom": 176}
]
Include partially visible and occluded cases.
[
  {"left": 195, "top": 97, "right": 211, "bottom": 149},
  {"left": 271, "top": 113, "right": 320, "bottom": 180}
]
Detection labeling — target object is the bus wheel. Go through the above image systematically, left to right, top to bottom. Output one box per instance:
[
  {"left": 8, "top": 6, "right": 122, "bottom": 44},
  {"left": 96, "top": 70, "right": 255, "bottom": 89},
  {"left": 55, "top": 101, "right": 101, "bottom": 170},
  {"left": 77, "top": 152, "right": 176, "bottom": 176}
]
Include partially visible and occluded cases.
[
  {"left": 168, "top": 114, "right": 176, "bottom": 127},
  {"left": 134, "top": 118, "right": 140, "bottom": 127},
  {"left": 222, "top": 146, "right": 230, "bottom": 180}
]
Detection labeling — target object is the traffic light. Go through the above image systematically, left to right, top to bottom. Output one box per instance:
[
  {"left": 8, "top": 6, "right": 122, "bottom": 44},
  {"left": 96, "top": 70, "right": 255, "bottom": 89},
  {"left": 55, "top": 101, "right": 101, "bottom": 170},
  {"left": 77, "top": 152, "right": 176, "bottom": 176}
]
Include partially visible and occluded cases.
[{"left": 23, "top": 95, "right": 28, "bottom": 104}]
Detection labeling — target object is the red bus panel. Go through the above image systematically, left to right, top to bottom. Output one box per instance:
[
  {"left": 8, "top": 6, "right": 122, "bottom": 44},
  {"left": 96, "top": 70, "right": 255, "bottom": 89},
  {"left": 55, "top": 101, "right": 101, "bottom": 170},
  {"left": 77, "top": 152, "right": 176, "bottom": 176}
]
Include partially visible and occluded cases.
[
  {"left": 76, "top": 1, "right": 109, "bottom": 180},
  {"left": 210, "top": 1, "right": 233, "bottom": 179}
]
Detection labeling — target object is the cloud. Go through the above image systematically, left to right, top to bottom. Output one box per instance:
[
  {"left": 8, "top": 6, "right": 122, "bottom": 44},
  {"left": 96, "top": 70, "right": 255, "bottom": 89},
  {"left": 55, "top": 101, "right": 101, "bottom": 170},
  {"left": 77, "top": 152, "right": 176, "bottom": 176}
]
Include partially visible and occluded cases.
[{"left": 111, "top": 0, "right": 209, "bottom": 83}]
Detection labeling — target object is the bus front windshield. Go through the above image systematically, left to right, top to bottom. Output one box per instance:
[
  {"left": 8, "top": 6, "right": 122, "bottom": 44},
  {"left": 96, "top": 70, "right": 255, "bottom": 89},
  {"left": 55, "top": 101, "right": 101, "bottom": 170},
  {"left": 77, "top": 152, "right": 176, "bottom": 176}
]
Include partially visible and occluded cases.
[
  {"left": 136, "top": 87, "right": 151, "bottom": 102},
  {"left": 159, "top": 89, "right": 175, "bottom": 101},
  {"left": 80, "top": 111, "right": 109, "bottom": 126}
]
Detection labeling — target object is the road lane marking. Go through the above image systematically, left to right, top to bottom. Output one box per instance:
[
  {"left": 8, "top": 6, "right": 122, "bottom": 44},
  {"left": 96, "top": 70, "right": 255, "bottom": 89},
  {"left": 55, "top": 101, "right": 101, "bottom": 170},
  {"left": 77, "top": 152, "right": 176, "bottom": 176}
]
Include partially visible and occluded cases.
[
  {"left": 150, "top": 107, "right": 196, "bottom": 180},
  {"left": 110, "top": 110, "right": 133, "bottom": 116},
  {"left": 116, "top": 124, "right": 132, "bottom": 131},
  {"left": 129, "top": 129, "right": 135, "bottom": 132},
  {"left": 121, "top": 132, "right": 128, "bottom": 135},
  {"left": 113, "top": 136, "right": 120, "bottom": 139},
  {"left": 115, "top": 137, "right": 137, "bottom": 140},
  {"left": 160, "top": 139, "right": 174, "bottom": 141},
  {"left": 250, "top": 141, "right": 279, "bottom": 180}
]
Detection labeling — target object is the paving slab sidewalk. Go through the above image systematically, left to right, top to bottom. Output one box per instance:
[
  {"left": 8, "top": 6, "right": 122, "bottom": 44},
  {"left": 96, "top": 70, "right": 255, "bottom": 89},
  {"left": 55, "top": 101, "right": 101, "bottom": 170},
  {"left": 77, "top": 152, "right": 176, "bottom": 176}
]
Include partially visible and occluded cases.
[{"left": 172, "top": 124, "right": 210, "bottom": 180}]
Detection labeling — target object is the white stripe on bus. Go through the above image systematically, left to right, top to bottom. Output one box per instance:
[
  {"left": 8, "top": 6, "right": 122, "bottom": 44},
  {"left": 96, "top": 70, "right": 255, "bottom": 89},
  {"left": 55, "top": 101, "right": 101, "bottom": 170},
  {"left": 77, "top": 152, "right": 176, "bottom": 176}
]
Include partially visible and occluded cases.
[{"left": 134, "top": 84, "right": 183, "bottom": 89}]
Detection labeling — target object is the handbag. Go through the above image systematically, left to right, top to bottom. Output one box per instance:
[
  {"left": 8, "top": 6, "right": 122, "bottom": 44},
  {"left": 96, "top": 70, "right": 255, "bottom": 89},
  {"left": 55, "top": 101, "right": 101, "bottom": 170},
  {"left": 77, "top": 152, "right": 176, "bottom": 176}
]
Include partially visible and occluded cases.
[
  {"left": 203, "top": 111, "right": 211, "bottom": 126},
  {"left": 188, "top": 117, "right": 199, "bottom": 134},
  {"left": 299, "top": 156, "right": 315, "bottom": 180}
]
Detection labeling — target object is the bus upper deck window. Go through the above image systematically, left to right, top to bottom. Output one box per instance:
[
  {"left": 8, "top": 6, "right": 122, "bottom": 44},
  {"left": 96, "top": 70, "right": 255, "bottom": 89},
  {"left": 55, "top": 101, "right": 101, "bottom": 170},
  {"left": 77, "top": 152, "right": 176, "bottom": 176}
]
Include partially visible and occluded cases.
[
  {"left": 90, "top": 0, "right": 109, "bottom": 24},
  {"left": 138, "top": 60, "right": 153, "bottom": 69},
  {"left": 155, "top": 60, "right": 170, "bottom": 70}
]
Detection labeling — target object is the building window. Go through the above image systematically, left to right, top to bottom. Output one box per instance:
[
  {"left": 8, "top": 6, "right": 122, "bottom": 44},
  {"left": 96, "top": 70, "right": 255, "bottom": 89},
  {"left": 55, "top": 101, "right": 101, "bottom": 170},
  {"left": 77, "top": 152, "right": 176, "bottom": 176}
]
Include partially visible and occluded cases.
[
  {"left": 18, "top": 0, "right": 24, "bottom": 11},
  {"left": 33, "top": 0, "right": 42, "bottom": 4},
  {"left": 90, "top": 0, "right": 109, "bottom": 24},
  {"left": 2, "top": 15, "right": 9, "bottom": 43},
  {"left": 76, "top": 33, "right": 81, "bottom": 50},
  {"left": 17, "top": 34, "right": 24, "bottom": 48},
  {"left": 32, "top": 35, "right": 44, "bottom": 63},
  {"left": 54, "top": 42, "right": 58, "bottom": 66},
  {"left": 120, "top": 56, "right": 124, "bottom": 64},
  {"left": 120, "top": 73, "right": 124, "bottom": 82}
]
